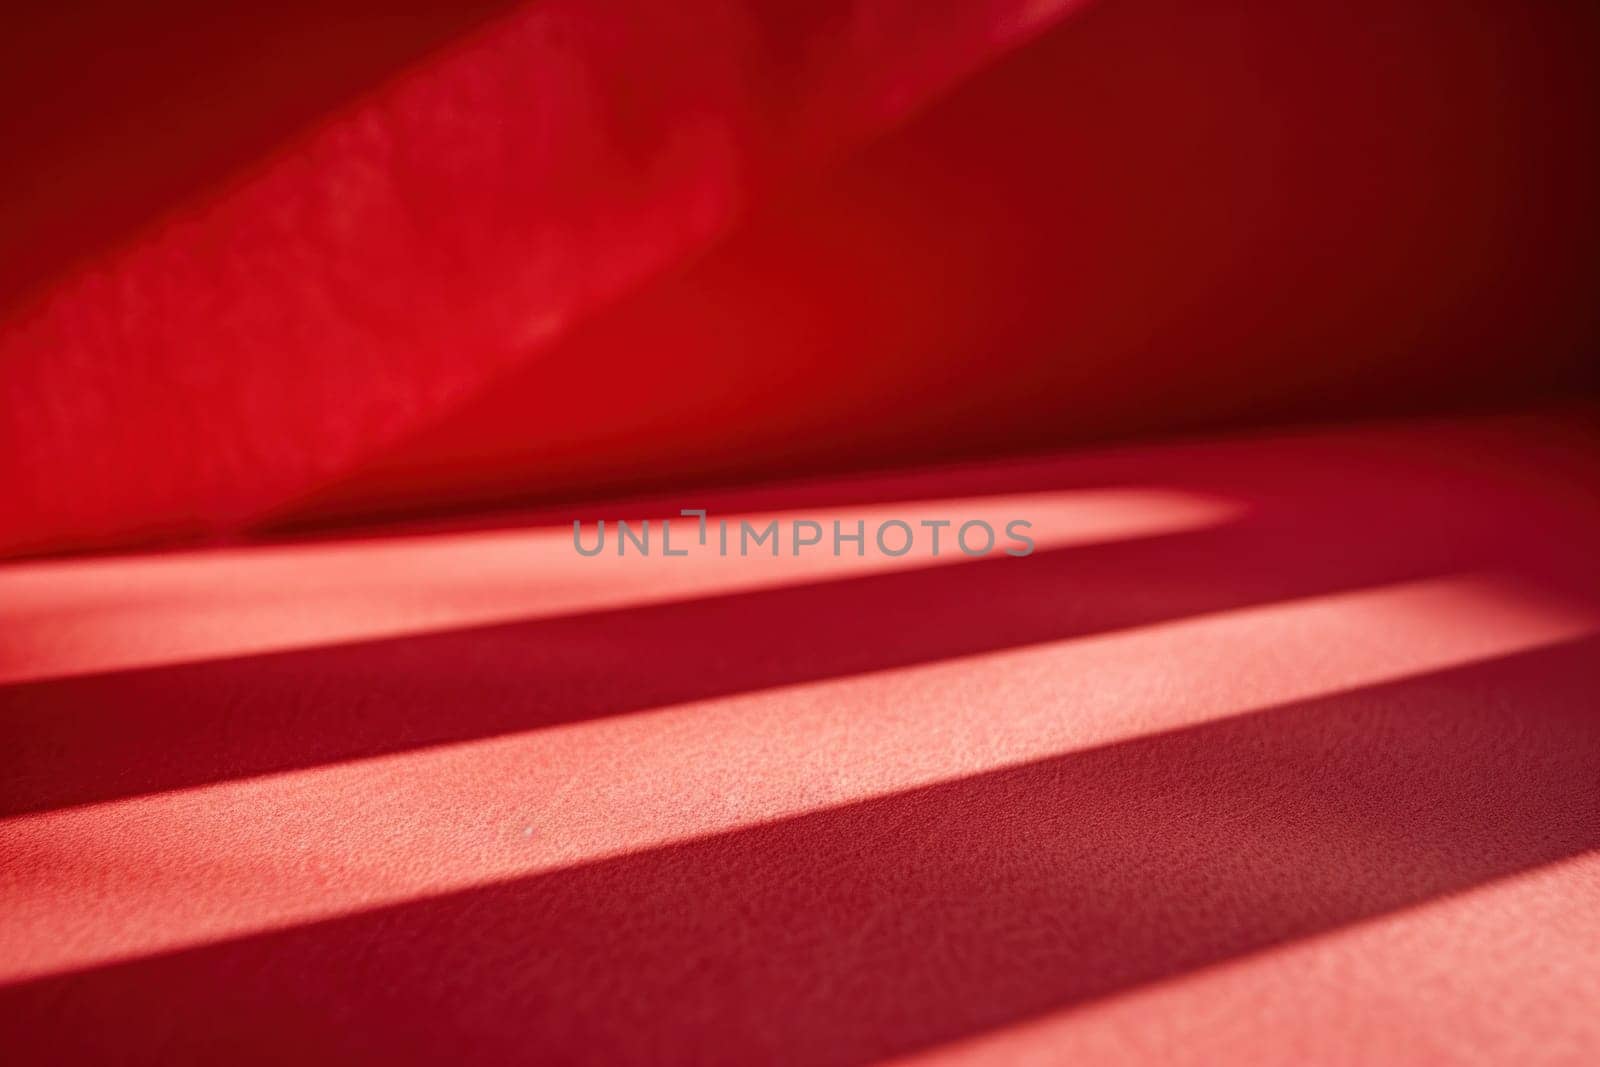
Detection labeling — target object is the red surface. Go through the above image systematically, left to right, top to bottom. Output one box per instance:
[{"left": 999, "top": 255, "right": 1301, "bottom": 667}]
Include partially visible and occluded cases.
[
  {"left": 0, "top": 0, "right": 1081, "bottom": 556},
  {"left": 3, "top": 0, "right": 1599, "bottom": 555},
  {"left": 4, "top": 2, "right": 1600, "bottom": 1060},
  {"left": 3, "top": 415, "right": 1599, "bottom": 1063}
]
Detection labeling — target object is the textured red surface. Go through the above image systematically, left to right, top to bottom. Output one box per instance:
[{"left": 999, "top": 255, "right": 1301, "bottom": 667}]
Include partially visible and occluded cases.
[
  {"left": 0, "top": 0, "right": 1081, "bottom": 556},
  {"left": 3, "top": 1, "right": 1599, "bottom": 555},
  {"left": 4, "top": 2, "right": 1600, "bottom": 1061},
  {"left": 2, "top": 416, "right": 1599, "bottom": 1063}
]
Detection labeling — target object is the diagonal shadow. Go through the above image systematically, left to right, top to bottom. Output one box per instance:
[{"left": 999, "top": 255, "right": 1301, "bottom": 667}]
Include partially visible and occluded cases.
[
  {"left": 0, "top": 2, "right": 525, "bottom": 314},
  {"left": 0, "top": 480, "right": 1543, "bottom": 819},
  {"left": 3, "top": 639, "right": 1595, "bottom": 1064}
]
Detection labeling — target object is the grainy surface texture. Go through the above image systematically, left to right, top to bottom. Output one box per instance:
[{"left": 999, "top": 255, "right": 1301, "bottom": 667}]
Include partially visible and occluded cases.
[{"left": 3, "top": 415, "right": 1598, "bottom": 1064}]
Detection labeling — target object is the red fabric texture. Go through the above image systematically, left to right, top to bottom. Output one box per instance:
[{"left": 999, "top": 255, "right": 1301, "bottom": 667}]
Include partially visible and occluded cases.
[
  {"left": 3, "top": 2, "right": 1600, "bottom": 1062},
  {"left": 2, "top": 415, "right": 1600, "bottom": 1063}
]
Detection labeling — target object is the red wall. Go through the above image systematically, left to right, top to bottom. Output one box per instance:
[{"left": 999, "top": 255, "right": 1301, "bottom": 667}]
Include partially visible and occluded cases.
[{"left": 4, "top": 1, "right": 1598, "bottom": 554}]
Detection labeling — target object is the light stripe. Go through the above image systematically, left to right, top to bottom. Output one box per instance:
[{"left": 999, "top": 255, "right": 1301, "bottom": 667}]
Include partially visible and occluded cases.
[
  {"left": 0, "top": 489, "right": 1237, "bottom": 684},
  {"left": 2, "top": 571, "right": 1592, "bottom": 983}
]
